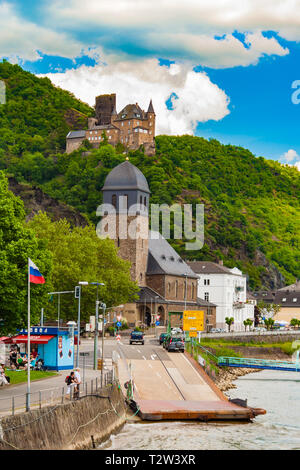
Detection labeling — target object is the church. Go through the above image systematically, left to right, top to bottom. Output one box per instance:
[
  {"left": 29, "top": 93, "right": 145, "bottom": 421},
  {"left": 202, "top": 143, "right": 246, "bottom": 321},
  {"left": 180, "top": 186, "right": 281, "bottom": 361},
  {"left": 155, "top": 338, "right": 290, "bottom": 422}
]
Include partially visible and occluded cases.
[{"left": 100, "top": 159, "right": 217, "bottom": 331}]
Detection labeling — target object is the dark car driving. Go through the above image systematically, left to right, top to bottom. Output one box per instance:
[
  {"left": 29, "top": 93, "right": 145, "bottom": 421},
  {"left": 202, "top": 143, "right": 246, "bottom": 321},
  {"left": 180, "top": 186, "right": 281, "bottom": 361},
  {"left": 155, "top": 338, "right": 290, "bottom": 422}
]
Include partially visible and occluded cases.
[
  {"left": 129, "top": 330, "right": 144, "bottom": 345},
  {"left": 159, "top": 332, "right": 168, "bottom": 345},
  {"left": 165, "top": 336, "right": 185, "bottom": 352}
]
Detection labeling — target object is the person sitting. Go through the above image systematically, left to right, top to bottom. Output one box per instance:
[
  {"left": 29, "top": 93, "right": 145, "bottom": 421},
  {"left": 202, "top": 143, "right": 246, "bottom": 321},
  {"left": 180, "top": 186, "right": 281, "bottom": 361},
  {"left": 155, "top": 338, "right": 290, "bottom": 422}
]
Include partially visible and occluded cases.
[{"left": 0, "top": 364, "right": 9, "bottom": 386}]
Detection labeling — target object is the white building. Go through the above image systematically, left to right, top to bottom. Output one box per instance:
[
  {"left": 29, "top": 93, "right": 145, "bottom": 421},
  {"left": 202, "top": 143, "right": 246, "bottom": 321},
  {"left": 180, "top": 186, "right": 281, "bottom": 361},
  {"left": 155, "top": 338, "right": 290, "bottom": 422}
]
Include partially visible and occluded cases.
[{"left": 187, "top": 261, "right": 255, "bottom": 331}]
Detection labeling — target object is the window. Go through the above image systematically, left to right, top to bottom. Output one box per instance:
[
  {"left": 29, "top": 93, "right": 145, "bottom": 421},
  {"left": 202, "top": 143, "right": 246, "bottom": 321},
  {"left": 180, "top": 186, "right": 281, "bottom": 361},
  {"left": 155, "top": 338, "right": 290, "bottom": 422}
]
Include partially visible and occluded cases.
[
  {"left": 112, "top": 195, "right": 117, "bottom": 208},
  {"left": 120, "top": 195, "right": 128, "bottom": 211},
  {"left": 140, "top": 195, "right": 143, "bottom": 207},
  {"left": 144, "top": 196, "right": 147, "bottom": 207},
  {"left": 204, "top": 279, "right": 210, "bottom": 286},
  {"left": 175, "top": 281, "right": 178, "bottom": 298},
  {"left": 168, "top": 282, "right": 171, "bottom": 294},
  {"left": 192, "top": 283, "right": 195, "bottom": 299},
  {"left": 204, "top": 292, "right": 209, "bottom": 301},
  {"left": 282, "top": 298, "right": 286, "bottom": 302},
  {"left": 293, "top": 298, "right": 297, "bottom": 302}
]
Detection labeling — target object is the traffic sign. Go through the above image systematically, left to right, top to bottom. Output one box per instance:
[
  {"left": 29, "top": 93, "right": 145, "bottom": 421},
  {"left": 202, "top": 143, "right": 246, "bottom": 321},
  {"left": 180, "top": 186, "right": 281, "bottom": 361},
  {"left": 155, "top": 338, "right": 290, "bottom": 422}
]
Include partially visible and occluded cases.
[
  {"left": 183, "top": 310, "right": 204, "bottom": 332},
  {"left": 117, "top": 321, "right": 122, "bottom": 327},
  {"left": 156, "top": 321, "right": 160, "bottom": 326},
  {"left": 116, "top": 334, "right": 121, "bottom": 342}
]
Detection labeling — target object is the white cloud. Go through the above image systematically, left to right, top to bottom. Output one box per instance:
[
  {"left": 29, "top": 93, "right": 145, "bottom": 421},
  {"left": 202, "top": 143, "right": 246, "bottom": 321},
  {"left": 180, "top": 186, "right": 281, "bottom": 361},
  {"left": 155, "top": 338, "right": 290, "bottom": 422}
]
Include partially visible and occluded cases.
[
  {"left": 44, "top": 0, "right": 295, "bottom": 66},
  {"left": 0, "top": 2, "right": 82, "bottom": 62},
  {"left": 147, "top": 31, "right": 288, "bottom": 68},
  {"left": 40, "top": 59, "right": 230, "bottom": 135},
  {"left": 282, "top": 149, "right": 299, "bottom": 162},
  {"left": 282, "top": 149, "right": 300, "bottom": 171}
]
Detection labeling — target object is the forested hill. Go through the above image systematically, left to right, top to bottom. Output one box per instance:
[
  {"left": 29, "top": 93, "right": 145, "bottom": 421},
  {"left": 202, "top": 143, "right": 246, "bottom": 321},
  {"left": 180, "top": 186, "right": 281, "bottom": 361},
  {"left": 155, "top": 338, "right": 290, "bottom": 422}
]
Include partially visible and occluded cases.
[{"left": 0, "top": 61, "right": 299, "bottom": 291}]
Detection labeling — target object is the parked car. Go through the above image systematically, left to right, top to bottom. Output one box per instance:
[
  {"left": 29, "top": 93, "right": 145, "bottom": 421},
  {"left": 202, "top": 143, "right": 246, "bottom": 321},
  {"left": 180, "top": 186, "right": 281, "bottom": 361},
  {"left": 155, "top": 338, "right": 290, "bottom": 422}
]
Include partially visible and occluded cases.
[
  {"left": 210, "top": 328, "right": 223, "bottom": 333},
  {"left": 129, "top": 330, "right": 144, "bottom": 345},
  {"left": 159, "top": 332, "right": 168, "bottom": 345},
  {"left": 163, "top": 334, "right": 171, "bottom": 348},
  {"left": 165, "top": 336, "right": 185, "bottom": 353}
]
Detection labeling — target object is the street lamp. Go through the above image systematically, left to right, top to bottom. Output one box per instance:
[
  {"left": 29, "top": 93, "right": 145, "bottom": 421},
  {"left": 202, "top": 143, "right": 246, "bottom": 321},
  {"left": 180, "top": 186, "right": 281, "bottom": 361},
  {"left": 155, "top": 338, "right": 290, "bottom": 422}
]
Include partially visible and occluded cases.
[
  {"left": 76, "top": 281, "right": 88, "bottom": 367},
  {"left": 90, "top": 282, "right": 105, "bottom": 370}
]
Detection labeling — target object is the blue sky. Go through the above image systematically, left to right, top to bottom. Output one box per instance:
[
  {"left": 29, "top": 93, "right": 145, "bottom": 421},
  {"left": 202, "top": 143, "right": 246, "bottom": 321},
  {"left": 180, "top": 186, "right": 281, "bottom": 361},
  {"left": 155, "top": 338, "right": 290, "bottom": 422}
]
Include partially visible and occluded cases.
[{"left": 1, "top": 0, "right": 300, "bottom": 167}]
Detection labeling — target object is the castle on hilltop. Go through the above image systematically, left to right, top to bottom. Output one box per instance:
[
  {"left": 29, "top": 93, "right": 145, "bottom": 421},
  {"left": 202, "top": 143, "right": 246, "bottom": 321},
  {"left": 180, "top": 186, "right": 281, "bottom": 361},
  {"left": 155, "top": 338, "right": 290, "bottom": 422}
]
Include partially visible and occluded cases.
[{"left": 66, "top": 94, "right": 156, "bottom": 155}]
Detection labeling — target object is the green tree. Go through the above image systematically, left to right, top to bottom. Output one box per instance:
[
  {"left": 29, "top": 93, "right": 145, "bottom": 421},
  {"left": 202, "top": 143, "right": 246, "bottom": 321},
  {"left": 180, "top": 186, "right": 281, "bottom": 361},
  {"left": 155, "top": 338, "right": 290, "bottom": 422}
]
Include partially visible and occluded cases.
[
  {"left": 0, "top": 172, "right": 52, "bottom": 333},
  {"left": 28, "top": 212, "right": 139, "bottom": 322},
  {"left": 225, "top": 317, "right": 234, "bottom": 332},
  {"left": 243, "top": 318, "right": 253, "bottom": 331}
]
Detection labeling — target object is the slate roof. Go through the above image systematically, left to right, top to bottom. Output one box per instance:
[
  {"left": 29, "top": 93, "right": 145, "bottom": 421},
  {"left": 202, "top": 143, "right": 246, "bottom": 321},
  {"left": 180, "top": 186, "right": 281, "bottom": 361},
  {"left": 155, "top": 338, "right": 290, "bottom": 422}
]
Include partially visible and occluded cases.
[
  {"left": 147, "top": 99, "right": 155, "bottom": 114},
  {"left": 115, "top": 103, "right": 146, "bottom": 121},
  {"left": 67, "top": 130, "right": 86, "bottom": 139},
  {"left": 102, "top": 161, "right": 150, "bottom": 193},
  {"left": 147, "top": 231, "right": 198, "bottom": 278},
  {"left": 187, "top": 261, "right": 244, "bottom": 277},
  {"left": 278, "top": 280, "right": 300, "bottom": 292},
  {"left": 256, "top": 291, "right": 300, "bottom": 307}
]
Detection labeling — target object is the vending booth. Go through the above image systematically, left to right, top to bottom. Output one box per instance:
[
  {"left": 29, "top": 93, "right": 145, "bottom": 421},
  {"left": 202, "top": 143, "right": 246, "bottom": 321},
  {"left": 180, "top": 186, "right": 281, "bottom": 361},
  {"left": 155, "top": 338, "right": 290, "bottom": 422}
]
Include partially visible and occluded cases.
[{"left": 12, "top": 326, "right": 74, "bottom": 371}]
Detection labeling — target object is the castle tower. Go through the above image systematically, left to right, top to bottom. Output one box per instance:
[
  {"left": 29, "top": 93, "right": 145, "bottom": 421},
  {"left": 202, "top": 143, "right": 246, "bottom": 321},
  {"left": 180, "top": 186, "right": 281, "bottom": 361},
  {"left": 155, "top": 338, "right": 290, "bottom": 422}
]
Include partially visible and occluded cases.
[
  {"left": 95, "top": 93, "right": 116, "bottom": 125},
  {"left": 147, "top": 99, "right": 155, "bottom": 137},
  {"left": 101, "top": 160, "right": 150, "bottom": 286}
]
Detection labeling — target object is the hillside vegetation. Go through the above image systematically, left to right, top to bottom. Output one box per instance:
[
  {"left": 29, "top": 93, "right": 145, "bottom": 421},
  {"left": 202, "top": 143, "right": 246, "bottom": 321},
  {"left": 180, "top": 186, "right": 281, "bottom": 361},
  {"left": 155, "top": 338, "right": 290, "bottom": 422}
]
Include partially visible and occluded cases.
[{"left": 0, "top": 61, "right": 299, "bottom": 291}]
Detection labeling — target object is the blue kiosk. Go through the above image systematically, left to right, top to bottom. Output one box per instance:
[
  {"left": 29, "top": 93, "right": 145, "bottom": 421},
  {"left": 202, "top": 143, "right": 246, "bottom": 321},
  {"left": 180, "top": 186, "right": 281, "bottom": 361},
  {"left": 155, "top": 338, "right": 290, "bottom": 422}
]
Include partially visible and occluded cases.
[{"left": 13, "top": 326, "right": 75, "bottom": 371}]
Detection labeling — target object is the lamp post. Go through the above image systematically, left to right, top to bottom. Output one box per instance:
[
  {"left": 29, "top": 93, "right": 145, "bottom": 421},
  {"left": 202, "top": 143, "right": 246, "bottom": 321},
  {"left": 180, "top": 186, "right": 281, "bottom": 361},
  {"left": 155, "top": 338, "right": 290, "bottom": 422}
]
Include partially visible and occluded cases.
[
  {"left": 76, "top": 282, "right": 88, "bottom": 367},
  {"left": 90, "top": 282, "right": 105, "bottom": 370},
  {"left": 100, "top": 302, "right": 106, "bottom": 388}
]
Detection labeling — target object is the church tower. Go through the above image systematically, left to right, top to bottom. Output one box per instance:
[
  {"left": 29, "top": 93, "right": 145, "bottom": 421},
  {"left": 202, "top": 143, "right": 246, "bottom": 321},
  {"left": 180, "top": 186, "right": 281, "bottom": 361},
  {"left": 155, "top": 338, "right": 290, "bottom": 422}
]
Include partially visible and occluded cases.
[{"left": 101, "top": 160, "right": 150, "bottom": 286}]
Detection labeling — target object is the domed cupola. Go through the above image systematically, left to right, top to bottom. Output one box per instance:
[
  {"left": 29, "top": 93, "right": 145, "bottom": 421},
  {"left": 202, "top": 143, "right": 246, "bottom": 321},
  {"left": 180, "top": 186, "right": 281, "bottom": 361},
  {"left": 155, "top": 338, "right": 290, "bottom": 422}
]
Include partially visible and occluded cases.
[{"left": 102, "top": 160, "right": 150, "bottom": 212}]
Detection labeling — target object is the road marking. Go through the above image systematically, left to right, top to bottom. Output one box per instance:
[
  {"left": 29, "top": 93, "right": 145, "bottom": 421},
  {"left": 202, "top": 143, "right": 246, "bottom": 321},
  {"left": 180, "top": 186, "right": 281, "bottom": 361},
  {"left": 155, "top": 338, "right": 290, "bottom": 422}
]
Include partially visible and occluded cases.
[
  {"left": 137, "top": 349, "right": 141, "bottom": 353},
  {"left": 151, "top": 354, "right": 156, "bottom": 360},
  {"left": 142, "top": 356, "right": 146, "bottom": 361},
  {"left": 148, "top": 363, "right": 153, "bottom": 369},
  {"left": 156, "top": 372, "right": 161, "bottom": 378}
]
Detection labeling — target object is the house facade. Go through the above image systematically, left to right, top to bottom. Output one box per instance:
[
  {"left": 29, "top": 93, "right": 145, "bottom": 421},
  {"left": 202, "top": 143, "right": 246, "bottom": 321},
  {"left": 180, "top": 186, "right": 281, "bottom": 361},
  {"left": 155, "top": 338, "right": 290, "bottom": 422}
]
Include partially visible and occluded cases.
[{"left": 187, "top": 261, "right": 255, "bottom": 331}]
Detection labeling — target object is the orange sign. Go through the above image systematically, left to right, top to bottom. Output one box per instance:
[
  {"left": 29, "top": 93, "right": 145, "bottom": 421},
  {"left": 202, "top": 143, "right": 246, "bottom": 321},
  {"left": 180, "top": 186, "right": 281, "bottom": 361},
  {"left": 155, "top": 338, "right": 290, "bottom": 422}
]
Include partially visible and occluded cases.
[{"left": 183, "top": 310, "right": 204, "bottom": 332}]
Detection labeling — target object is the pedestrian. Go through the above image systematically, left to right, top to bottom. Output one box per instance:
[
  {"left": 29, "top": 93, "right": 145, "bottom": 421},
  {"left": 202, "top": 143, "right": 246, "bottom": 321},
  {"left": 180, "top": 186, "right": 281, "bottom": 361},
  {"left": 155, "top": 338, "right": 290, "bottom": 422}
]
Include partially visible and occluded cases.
[
  {"left": 74, "top": 367, "right": 81, "bottom": 399},
  {"left": 65, "top": 371, "right": 75, "bottom": 398}
]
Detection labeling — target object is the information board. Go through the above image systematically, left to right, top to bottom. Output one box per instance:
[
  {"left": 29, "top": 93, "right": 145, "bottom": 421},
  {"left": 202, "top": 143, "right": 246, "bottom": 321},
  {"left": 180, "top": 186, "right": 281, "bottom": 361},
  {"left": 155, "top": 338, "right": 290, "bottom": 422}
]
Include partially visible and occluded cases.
[{"left": 183, "top": 310, "right": 204, "bottom": 332}]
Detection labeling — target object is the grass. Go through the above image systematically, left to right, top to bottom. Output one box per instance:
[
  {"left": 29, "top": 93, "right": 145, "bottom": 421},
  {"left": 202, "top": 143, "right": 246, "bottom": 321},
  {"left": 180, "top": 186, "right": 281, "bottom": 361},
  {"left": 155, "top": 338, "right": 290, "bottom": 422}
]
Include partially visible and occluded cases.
[
  {"left": 200, "top": 338, "right": 300, "bottom": 356},
  {"left": 5, "top": 370, "right": 58, "bottom": 385}
]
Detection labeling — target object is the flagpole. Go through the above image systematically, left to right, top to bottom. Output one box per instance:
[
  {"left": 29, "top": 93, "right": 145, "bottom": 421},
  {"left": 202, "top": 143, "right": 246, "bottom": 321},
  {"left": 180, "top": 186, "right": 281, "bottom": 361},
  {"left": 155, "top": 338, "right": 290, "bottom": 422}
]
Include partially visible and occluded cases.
[{"left": 26, "top": 257, "right": 31, "bottom": 412}]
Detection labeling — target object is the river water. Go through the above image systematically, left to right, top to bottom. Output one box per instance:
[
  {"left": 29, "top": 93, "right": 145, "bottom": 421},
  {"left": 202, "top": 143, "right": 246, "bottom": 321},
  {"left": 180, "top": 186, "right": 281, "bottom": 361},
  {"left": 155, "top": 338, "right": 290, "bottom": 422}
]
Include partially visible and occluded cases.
[{"left": 102, "top": 370, "right": 300, "bottom": 450}]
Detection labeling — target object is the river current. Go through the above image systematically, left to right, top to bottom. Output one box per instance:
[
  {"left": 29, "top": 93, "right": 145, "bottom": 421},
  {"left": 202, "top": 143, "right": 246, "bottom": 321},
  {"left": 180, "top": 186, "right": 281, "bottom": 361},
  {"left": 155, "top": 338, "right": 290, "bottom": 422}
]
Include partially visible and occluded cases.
[{"left": 102, "top": 370, "right": 300, "bottom": 450}]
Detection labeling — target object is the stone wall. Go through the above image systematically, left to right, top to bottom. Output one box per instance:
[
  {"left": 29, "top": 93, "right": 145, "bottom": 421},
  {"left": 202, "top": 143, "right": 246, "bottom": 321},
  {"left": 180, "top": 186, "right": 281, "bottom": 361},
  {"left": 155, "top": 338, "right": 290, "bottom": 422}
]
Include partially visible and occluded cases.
[{"left": 0, "top": 383, "right": 126, "bottom": 450}]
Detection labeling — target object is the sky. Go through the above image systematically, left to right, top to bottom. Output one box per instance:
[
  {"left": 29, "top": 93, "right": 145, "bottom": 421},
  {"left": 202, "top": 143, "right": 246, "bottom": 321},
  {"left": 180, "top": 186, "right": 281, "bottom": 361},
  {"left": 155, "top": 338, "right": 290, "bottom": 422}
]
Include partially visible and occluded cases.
[{"left": 1, "top": 0, "right": 300, "bottom": 169}]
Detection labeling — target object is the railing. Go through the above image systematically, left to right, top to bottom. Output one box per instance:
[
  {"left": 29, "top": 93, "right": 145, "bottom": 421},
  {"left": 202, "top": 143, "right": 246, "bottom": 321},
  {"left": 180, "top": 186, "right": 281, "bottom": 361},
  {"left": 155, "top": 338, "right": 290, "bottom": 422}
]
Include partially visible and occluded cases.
[
  {"left": 202, "top": 329, "right": 300, "bottom": 338},
  {"left": 217, "top": 356, "right": 300, "bottom": 372},
  {"left": 0, "top": 369, "right": 115, "bottom": 417}
]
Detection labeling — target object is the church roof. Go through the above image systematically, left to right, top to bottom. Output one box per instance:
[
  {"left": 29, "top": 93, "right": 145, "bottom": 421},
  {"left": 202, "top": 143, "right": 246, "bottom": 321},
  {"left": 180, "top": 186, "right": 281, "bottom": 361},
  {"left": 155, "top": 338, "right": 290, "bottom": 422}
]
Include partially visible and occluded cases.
[
  {"left": 102, "top": 160, "right": 150, "bottom": 193},
  {"left": 147, "top": 231, "right": 198, "bottom": 278}
]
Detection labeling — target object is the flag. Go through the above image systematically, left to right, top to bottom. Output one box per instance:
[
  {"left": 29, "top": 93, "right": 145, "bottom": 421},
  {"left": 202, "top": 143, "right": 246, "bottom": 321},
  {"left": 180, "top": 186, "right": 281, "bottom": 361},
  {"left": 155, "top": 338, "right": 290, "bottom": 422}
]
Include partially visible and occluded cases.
[{"left": 29, "top": 258, "right": 45, "bottom": 284}]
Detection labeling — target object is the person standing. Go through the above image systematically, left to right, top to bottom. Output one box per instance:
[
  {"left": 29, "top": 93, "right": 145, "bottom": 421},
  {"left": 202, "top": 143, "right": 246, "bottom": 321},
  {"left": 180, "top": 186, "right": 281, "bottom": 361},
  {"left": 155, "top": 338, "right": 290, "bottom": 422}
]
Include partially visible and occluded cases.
[
  {"left": 74, "top": 367, "right": 81, "bottom": 399},
  {"left": 65, "top": 371, "right": 75, "bottom": 398}
]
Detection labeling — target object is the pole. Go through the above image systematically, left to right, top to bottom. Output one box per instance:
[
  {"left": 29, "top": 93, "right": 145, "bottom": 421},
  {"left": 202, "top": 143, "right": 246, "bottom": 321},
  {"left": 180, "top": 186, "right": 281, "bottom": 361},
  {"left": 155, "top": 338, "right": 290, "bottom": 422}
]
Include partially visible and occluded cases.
[
  {"left": 26, "top": 258, "right": 31, "bottom": 412},
  {"left": 76, "top": 286, "right": 81, "bottom": 368},
  {"left": 57, "top": 293, "right": 61, "bottom": 328},
  {"left": 94, "top": 300, "right": 99, "bottom": 370},
  {"left": 101, "top": 303, "right": 106, "bottom": 388},
  {"left": 41, "top": 308, "right": 44, "bottom": 327}
]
